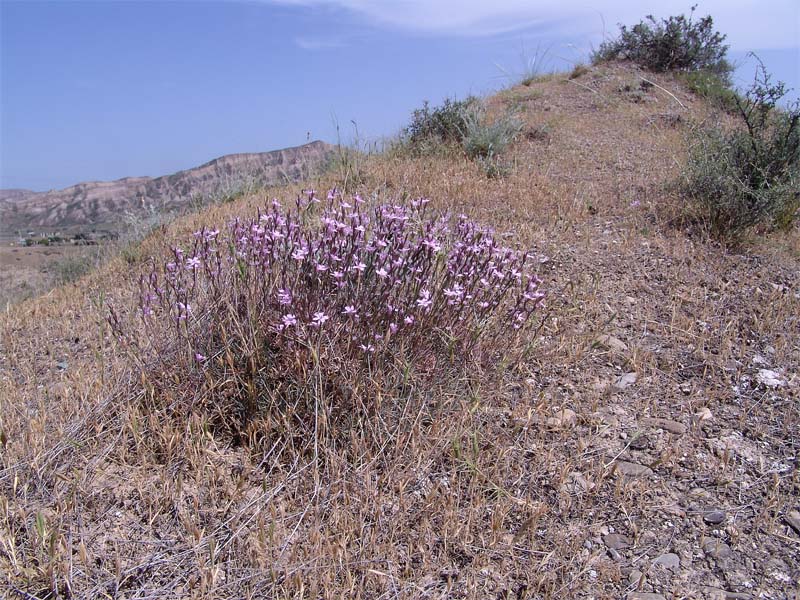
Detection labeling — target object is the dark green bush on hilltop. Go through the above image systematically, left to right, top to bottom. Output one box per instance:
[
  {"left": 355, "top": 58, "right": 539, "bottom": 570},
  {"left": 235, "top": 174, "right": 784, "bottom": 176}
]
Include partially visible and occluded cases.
[
  {"left": 593, "top": 7, "right": 732, "bottom": 81},
  {"left": 683, "top": 61, "right": 800, "bottom": 238},
  {"left": 402, "top": 96, "right": 479, "bottom": 154}
]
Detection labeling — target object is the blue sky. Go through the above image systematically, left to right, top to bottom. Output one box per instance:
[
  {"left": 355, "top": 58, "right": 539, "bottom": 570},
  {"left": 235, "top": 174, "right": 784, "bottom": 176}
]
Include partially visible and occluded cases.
[{"left": 1, "top": 0, "right": 798, "bottom": 191}]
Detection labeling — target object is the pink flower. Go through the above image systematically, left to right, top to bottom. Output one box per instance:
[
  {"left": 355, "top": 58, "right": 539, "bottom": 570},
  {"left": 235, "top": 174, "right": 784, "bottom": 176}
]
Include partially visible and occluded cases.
[
  {"left": 186, "top": 256, "right": 201, "bottom": 270},
  {"left": 376, "top": 267, "right": 389, "bottom": 278},
  {"left": 443, "top": 284, "right": 464, "bottom": 299},
  {"left": 277, "top": 288, "right": 292, "bottom": 306},
  {"left": 416, "top": 289, "right": 432, "bottom": 309},
  {"left": 343, "top": 305, "right": 357, "bottom": 317},
  {"left": 310, "top": 312, "right": 329, "bottom": 328},
  {"left": 282, "top": 314, "right": 298, "bottom": 327},
  {"left": 195, "top": 353, "right": 207, "bottom": 362}
]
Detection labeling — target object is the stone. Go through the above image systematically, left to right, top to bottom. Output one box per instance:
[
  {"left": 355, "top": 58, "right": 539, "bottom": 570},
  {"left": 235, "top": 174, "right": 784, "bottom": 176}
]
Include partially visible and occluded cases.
[
  {"left": 595, "top": 334, "right": 629, "bottom": 353},
  {"left": 755, "top": 369, "right": 785, "bottom": 388},
  {"left": 614, "top": 372, "right": 638, "bottom": 390},
  {"left": 695, "top": 407, "right": 713, "bottom": 422},
  {"left": 546, "top": 408, "right": 577, "bottom": 428},
  {"left": 641, "top": 417, "right": 687, "bottom": 435},
  {"left": 629, "top": 433, "right": 649, "bottom": 450},
  {"left": 614, "top": 460, "right": 653, "bottom": 478},
  {"left": 704, "top": 510, "right": 726, "bottom": 525},
  {"left": 785, "top": 510, "right": 800, "bottom": 536},
  {"left": 603, "top": 533, "right": 631, "bottom": 550},
  {"left": 703, "top": 539, "right": 733, "bottom": 560},
  {"left": 653, "top": 552, "right": 680, "bottom": 570},
  {"left": 628, "top": 570, "right": 645, "bottom": 587},
  {"left": 702, "top": 589, "right": 752, "bottom": 600},
  {"left": 627, "top": 594, "right": 665, "bottom": 600}
]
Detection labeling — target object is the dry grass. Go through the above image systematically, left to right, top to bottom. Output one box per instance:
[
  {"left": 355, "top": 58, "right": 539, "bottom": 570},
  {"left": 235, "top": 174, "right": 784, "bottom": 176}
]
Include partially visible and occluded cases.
[{"left": 1, "top": 63, "right": 798, "bottom": 599}]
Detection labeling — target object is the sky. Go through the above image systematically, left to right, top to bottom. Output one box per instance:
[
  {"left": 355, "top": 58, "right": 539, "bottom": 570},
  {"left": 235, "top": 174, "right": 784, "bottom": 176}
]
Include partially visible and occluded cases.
[{"left": 1, "top": 0, "right": 798, "bottom": 191}]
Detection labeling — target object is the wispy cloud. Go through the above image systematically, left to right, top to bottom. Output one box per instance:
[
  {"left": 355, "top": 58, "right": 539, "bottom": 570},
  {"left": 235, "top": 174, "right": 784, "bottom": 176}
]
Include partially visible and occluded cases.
[
  {"left": 268, "top": 1, "right": 799, "bottom": 50},
  {"left": 294, "top": 36, "right": 347, "bottom": 50}
]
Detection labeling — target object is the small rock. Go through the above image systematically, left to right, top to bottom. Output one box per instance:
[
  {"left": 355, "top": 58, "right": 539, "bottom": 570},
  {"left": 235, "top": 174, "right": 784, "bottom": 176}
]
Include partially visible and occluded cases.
[
  {"left": 595, "top": 334, "right": 629, "bottom": 353},
  {"left": 56, "top": 360, "right": 68, "bottom": 371},
  {"left": 756, "top": 369, "right": 785, "bottom": 388},
  {"left": 614, "top": 372, "right": 638, "bottom": 390},
  {"left": 695, "top": 407, "right": 713, "bottom": 422},
  {"left": 546, "top": 408, "right": 577, "bottom": 428},
  {"left": 641, "top": 417, "right": 686, "bottom": 435},
  {"left": 629, "top": 433, "right": 649, "bottom": 450},
  {"left": 614, "top": 460, "right": 653, "bottom": 478},
  {"left": 704, "top": 510, "right": 726, "bottom": 525},
  {"left": 784, "top": 510, "right": 800, "bottom": 536},
  {"left": 603, "top": 533, "right": 631, "bottom": 550},
  {"left": 702, "top": 539, "right": 733, "bottom": 560},
  {"left": 608, "top": 547, "right": 622, "bottom": 561},
  {"left": 653, "top": 552, "right": 680, "bottom": 570},
  {"left": 628, "top": 569, "right": 645, "bottom": 587},
  {"left": 702, "top": 588, "right": 752, "bottom": 600},
  {"left": 627, "top": 593, "right": 665, "bottom": 600}
]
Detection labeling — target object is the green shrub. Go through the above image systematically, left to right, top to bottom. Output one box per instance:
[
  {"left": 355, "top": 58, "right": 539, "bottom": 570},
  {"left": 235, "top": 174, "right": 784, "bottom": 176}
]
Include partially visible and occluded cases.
[
  {"left": 593, "top": 8, "right": 732, "bottom": 81},
  {"left": 683, "top": 61, "right": 799, "bottom": 238},
  {"left": 680, "top": 70, "right": 740, "bottom": 112},
  {"left": 402, "top": 96, "right": 479, "bottom": 154},
  {"left": 461, "top": 106, "right": 523, "bottom": 159}
]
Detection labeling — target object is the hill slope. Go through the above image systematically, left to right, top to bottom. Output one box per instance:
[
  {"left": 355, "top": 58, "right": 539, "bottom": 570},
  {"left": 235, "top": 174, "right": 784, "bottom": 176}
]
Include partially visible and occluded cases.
[
  {"left": 1, "top": 63, "right": 798, "bottom": 599},
  {"left": 0, "top": 140, "right": 333, "bottom": 233}
]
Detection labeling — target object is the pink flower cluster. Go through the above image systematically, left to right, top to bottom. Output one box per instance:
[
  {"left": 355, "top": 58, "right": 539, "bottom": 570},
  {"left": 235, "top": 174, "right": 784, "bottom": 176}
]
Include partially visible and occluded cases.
[{"left": 134, "top": 190, "right": 544, "bottom": 364}]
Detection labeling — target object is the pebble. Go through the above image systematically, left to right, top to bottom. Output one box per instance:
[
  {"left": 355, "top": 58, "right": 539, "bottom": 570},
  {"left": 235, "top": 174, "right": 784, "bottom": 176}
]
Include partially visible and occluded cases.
[
  {"left": 595, "top": 334, "right": 629, "bottom": 353},
  {"left": 756, "top": 369, "right": 785, "bottom": 388},
  {"left": 614, "top": 372, "right": 638, "bottom": 390},
  {"left": 695, "top": 407, "right": 713, "bottom": 422},
  {"left": 546, "top": 408, "right": 577, "bottom": 428},
  {"left": 641, "top": 417, "right": 686, "bottom": 435},
  {"left": 614, "top": 460, "right": 653, "bottom": 478},
  {"left": 704, "top": 510, "right": 726, "bottom": 525},
  {"left": 785, "top": 510, "right": 800, "bottom": 536},
  {"left": 603, "top": 533, "right": 631, "bottom": 550},
  {"left": 703, "top": 539, "right": 733, "bottom": 560},
  {"left": 653, "top": 552, "right": 680, "bottom": 570},
  {"left": 628, "top": 569, "right": 645, "bottom": 587},
  {"left": 627, "top": 593, "right": 665, "bottom": 600}
]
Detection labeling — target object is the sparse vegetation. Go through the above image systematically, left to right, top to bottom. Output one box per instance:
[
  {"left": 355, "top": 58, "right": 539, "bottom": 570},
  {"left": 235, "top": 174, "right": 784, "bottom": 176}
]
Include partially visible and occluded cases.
[
  {"left": 593, "top": 7, "right": 732, "bottom": 81},
  {"left": 3, "top": 19, "right": 800, "bottom": 600},
  {"left": 683, "top": 60, "right": 800, "bottom": 238},
  {"left": 568, "top": 63, "right": 589, "bottom": 79},
  {"left": 680, "top": 69, "right": 740, "bottom": 111},
  {"left": 401, "top": 95, "right": 479, "bottom": 155},
  {"left": 401, "top": 96, "right": 522, "bottom": 167},
  {"left": 461, "top": 105, "right": 523, "bottom": 160},
  {"left": 109, "top": 193, "right": 543, "bottom": 441}
]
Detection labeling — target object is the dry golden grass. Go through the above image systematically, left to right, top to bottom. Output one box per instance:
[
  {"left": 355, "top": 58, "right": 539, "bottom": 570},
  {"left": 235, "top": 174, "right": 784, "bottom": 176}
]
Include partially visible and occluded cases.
[{"left": 2, "top": 63, "right": 798, "bottom": 599}]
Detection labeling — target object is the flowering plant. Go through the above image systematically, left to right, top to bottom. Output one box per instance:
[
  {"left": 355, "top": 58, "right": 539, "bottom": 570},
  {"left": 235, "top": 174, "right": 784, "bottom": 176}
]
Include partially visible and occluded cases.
[{"left": 110, "top": 190, "right": 544, "bottom": 435}]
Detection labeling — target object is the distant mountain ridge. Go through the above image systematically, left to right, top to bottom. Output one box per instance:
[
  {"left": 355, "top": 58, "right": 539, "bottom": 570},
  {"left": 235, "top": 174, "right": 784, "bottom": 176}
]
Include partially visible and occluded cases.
[{"left": 0, "top": 140, "right": 333, "bottom": 233}]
